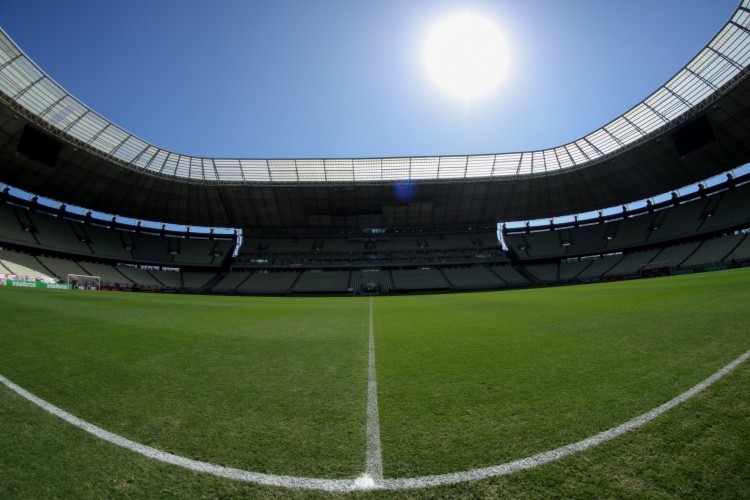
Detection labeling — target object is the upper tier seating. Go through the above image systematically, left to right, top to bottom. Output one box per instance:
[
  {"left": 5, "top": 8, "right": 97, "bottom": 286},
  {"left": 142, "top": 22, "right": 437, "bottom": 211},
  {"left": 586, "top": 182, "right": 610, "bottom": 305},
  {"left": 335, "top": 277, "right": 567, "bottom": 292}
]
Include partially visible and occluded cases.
[
  {"left": 505, "top": 180, "right": 750, "bottom": 262},
  {"left": 700, "top": 186, "right": 750, "bottom": 233},
  {"left": 647, "top": 198, "right": 708, "bottom": 243},
  {"left": 0, "top": 200, "right": 234, "bottom": 267},
  {"left": 0, "top": 203, "right": 40, "bottom": 247},
  {"left": 26, "top": 211, "right": 91, "bottom": 255},
  {"left": 603, "top": 213, "right": 655, "bottom": 251},
  {"left": 85, "top": 223, "right": 134, "bottom": 261},
  {"left": 566, "top": 223, "right": 611, "bottom": 256},
  {"left": 508, "top": 230, "right": 566, "bottom": 260},
  {"left": 236, "top": 231, "right": 506, "bottom": 269},
  {"left": 172, "top": 238, "right": 231, "bottom": 265}
]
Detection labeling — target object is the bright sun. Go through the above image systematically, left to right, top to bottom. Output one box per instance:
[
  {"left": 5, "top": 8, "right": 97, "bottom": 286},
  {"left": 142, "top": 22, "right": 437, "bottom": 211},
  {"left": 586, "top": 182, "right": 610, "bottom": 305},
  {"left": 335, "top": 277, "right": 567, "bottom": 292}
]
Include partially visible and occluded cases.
[{"left": 424, "top": 12, "right": 510, "bottom": 102}]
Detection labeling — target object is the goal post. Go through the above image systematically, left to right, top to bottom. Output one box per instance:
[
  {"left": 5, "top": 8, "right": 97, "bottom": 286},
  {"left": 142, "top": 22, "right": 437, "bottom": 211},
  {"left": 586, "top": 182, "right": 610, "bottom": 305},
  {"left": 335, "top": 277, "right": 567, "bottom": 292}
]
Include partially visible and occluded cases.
[
  {"left": 639, "top": 260, "right": 674, "bottom": 278},
  {"left": 67, "top": 274, "right": 101, "bottom": 290},
  {"left": 360, "top": 281, "right": 381, "bottom": 294}
]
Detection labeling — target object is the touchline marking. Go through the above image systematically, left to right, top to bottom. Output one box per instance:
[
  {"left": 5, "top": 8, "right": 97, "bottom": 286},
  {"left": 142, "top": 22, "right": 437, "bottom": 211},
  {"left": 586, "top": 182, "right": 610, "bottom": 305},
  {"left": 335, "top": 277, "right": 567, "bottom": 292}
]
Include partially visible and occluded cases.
[
  {"left": 364, "top": 296, "right": 384, "bottom": 481},
  {"left": 1, "top": 347, "right": 748, "bottom": 492}
]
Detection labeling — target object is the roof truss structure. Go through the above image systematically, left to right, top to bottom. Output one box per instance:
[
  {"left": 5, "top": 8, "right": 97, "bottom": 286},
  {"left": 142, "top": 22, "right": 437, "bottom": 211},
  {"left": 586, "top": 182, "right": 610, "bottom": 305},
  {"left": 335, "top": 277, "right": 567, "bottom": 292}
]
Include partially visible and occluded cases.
[{"left": 0, "top": 3, "right": 750, "bottom": 229}]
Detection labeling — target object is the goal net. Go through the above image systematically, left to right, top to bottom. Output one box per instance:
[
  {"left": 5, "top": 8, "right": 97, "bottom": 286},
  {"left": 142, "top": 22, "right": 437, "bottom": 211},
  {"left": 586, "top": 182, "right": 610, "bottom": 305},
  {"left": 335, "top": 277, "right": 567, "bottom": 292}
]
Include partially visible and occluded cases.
[
  {"left": 639, "top": 260, "right": 674, "bottom": 278},
  {"left": 67, "top": 274, "right": 101, "bottom": 290},
  {"left": 360, "top": 281, "right": 382, "bottom": 294}
]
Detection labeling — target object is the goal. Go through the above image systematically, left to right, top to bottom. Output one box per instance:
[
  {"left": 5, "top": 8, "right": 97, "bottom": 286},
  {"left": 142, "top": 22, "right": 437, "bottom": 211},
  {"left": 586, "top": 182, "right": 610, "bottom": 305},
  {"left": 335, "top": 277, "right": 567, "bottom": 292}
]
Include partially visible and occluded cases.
[
  {"left": 639, "top": 260, "right": 674, "bottom": 278},
  {"left": 67, "top": 274, "right": 101, "bottom": 290},
  {"left": 360, "top": 281, "right": 382, "bottom": 294}
]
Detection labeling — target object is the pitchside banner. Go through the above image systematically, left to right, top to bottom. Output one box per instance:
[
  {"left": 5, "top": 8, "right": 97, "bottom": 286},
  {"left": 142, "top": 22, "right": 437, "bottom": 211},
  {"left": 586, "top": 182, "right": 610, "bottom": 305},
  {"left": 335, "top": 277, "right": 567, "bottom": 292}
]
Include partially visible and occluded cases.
[{"left": 3, "top": 279, "right": 71, "bottom": 289}]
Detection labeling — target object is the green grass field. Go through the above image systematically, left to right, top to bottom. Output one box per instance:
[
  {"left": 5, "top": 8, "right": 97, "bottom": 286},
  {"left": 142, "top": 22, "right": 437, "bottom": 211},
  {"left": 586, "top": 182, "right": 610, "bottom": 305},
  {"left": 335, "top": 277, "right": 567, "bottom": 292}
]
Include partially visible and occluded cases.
[{"left": 1, "top": 269, "right": 749, "bottom": 498}]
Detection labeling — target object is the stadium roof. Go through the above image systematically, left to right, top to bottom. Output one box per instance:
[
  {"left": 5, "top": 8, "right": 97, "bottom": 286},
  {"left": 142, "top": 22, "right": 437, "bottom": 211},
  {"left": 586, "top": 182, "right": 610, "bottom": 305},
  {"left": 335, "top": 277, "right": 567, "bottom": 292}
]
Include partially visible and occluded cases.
[{"left": 1, "top": 2, "right": 750, "bottom": 229}]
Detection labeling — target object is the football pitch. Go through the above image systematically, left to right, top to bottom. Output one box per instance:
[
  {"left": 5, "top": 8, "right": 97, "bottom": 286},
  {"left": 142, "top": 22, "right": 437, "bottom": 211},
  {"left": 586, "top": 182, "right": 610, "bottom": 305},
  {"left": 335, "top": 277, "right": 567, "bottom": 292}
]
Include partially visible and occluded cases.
[{"left": 1, "top": 269, "right": 749, "bottom": 498}]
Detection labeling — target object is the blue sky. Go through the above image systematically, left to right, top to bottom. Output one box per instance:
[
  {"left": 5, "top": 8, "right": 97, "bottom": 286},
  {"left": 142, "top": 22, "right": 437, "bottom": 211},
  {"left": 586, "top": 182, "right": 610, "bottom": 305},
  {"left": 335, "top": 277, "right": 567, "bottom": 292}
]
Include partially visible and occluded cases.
[
  {"left": 0, "top": 0, "right": 739, "bottom": 159},
  {"left": 0, "top": 1, "right": 744, "bottom": 229}
]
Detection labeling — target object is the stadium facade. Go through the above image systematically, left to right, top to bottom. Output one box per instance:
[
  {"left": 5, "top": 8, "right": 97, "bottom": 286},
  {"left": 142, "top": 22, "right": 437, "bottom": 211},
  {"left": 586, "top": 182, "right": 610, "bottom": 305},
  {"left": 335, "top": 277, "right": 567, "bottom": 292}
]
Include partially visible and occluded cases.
[{"left": 1, "top": 2, "right": 750, "bottom": 294}]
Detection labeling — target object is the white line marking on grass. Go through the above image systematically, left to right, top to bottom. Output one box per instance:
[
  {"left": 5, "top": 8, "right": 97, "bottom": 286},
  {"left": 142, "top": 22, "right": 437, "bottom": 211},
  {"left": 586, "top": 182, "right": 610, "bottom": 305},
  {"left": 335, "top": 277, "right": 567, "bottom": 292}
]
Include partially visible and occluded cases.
[
  {"left": 365, "top": 296, "right": 384, "bottom": 483},
  {"left": 379, "top": 346, "right": 750, "bottom": 490},
  {"left": 1, "top": 347, "right": 748, "bottom": 492},
  {"left": 0, "top": 373, "right": 361, "bottom": 492}
]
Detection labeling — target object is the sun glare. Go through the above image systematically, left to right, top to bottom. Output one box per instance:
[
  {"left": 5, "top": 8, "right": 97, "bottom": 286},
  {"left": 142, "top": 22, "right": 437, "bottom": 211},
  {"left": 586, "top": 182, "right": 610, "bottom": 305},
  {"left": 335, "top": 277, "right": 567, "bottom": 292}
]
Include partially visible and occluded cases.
[{"left": 424, "top": 12, "right": 510, "bottom": 102}]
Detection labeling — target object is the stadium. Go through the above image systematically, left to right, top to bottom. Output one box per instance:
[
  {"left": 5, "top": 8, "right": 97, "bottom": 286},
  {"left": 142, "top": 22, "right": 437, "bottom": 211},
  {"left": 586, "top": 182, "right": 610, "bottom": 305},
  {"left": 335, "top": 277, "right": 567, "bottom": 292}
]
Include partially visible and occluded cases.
[{"left": 1, "top": 1, "right": 749, "bottom": 498}]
